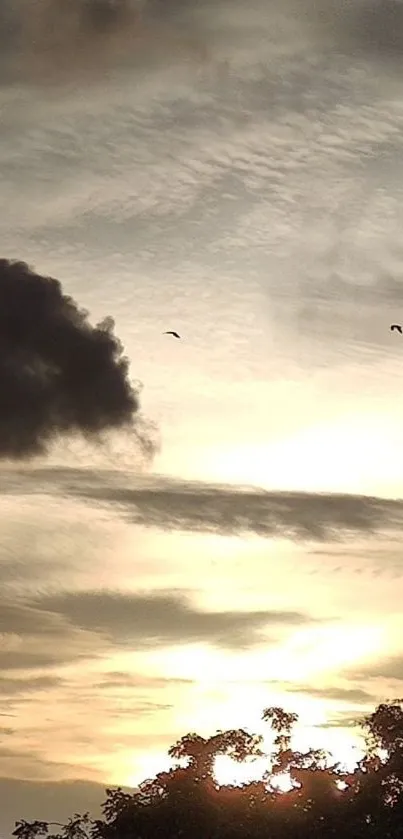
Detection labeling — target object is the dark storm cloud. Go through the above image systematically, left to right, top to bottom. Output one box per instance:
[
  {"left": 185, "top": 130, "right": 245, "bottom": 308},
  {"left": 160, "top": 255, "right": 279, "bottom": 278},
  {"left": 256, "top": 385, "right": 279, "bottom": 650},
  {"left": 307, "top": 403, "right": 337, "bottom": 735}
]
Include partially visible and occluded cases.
[
  {"left": 0, "top": 259, "right": 152, "bottom": 460},
  {"left": 7, "top": 467, "right": 403, "bottom": 542},
  {"left": 30, "top": 589, "right": 314, "bottom": 650}
]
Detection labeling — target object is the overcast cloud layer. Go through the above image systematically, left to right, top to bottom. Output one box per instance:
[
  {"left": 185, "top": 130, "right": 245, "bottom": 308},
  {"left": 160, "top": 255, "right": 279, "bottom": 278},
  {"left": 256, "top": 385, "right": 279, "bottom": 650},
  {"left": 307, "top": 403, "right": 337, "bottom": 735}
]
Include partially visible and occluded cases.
[{"left": 3, "top": 0, "right": 403, "bottom": 834}]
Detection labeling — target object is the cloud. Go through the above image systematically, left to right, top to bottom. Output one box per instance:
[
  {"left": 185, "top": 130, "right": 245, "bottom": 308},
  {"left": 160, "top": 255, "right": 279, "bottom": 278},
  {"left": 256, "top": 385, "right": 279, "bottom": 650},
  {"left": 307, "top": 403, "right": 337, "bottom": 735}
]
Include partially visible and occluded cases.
[
  {"left": 0, "top": 0, "right": 209, "bottom": 83},
  {"left": 1, "top": 0, "right": 142, "bottom": 80},
  {"left": 332, "top": 0, "right": 403, "bottom": 60},
  {"left": 0, "top": 259, "right": 155, "bottom": 461},
  {"left": 6, "top": 467, "right": 403, "bottom": 542},
  {"left": 79, "top": 483, "right": 403, "bottom": 541},
  {"left": 0, "top": 587, "right": 312, "bottom": 675},
  {"left": 30, "top": 589, "right": 313, "bottom": 650},
  {"left": 0, "top": 598, "right": 107, "bottom": 672},
  {"left": 0, "top": 600, "right": 72, "bottom": 637},
  {"left": 0, "top": 648, "right": 94, "bottom": 672},
  {"left": 350, "top": 654, "right": 403, "bottom": 683},
  {"left": 94, "top": 671, "right": 194, "bottom": 690},
  {"left": 0, "top": 675, "right": 62, "bottom": 696},
  {"left": 288, "top": 685, "right": 377, "bottom": 705},
  {"left": 318, "top": 714, "right": 367, "bottom": 730},
  {"left": 0, "top": 776, "right": 113, "bottom": 838}
]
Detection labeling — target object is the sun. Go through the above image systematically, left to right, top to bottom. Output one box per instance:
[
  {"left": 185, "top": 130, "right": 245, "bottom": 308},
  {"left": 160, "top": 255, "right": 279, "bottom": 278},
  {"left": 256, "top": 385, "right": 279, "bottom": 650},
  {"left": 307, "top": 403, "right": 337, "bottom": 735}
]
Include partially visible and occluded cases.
[
  {"left": 123, "top": 752, "right": 176, "bottom": 789},
  {"left": 214, "top": 754, "right": 268, "bottom": 787},
  {"left": 214, "top": 757, "right": 296, "bottom": 792},
  {"left": 269, "top": 772, "right": 295, "bottom": 793}
]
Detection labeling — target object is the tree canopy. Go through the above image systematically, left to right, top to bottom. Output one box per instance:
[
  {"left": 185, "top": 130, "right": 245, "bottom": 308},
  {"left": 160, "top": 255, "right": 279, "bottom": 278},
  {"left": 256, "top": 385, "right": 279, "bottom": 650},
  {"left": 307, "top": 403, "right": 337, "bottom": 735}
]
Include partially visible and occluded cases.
[{"left": 11, "top": 698, "right": 403, "bottom": 839}]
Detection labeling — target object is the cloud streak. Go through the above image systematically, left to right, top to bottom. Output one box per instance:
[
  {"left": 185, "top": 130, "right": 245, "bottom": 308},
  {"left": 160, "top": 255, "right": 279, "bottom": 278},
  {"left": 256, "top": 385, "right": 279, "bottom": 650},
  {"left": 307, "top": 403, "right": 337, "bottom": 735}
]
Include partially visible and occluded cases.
[
  {"left": 4, "top": 467, "right": 403, "bottom": 542},
  {"left": 29, "top": 589, "right": 314, "bottom": 650},
  {"left": 0, "top": 598, "right": 106, "bottom": 672},
  {"left": 351, "top": 654, "right": 403, "bottom": 683},
  {"left": 288, "top": 685, "right": 377, "bottom": 705}
]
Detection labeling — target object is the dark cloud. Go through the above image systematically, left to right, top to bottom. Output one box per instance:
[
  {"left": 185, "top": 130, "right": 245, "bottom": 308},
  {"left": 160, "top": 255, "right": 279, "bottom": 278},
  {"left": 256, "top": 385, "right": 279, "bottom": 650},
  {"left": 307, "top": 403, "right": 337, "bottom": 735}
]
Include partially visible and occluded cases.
[
  {"left": 0, "top": 0, "right": 208, "bottom": 83},
  {"left": 0, "top": 259, "right": 154, "bottom": 460},
  {"left": 6, "top": 467, "right": 403, "bottom": 542},
  {"left": 30, "top": 589, "right": 314, "bottom": 650}
]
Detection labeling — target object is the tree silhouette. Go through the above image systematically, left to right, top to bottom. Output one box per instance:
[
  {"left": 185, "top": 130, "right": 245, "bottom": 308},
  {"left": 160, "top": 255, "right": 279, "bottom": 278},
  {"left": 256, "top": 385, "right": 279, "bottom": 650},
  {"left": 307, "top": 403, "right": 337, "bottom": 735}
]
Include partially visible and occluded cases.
[
  {"left": 12, "top": 699, "right": 403, "bottom": 839},
  {"left": 262, "top": 705, "right": 299, "bottom": 774},
  {"left": 168, "top": 728, "right": 264, "bottom": 782}
]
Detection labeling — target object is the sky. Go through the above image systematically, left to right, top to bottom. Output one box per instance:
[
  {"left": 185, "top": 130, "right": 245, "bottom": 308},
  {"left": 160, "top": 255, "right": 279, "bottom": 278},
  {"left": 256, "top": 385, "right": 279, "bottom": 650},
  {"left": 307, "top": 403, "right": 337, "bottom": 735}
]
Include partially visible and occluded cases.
[{"left": 2, "top": 0, "right": 403, "bottom": 832}]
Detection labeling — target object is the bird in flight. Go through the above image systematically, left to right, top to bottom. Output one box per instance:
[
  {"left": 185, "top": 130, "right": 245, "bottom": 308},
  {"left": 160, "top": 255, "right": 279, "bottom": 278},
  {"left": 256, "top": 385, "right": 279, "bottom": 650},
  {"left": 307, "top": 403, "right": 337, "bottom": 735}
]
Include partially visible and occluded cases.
[
  {"left": 391, "top": 324, "right": 403, "bottom": 334},
  {"left": 163, "top": 331, "right": 181, "bottom": 339}
]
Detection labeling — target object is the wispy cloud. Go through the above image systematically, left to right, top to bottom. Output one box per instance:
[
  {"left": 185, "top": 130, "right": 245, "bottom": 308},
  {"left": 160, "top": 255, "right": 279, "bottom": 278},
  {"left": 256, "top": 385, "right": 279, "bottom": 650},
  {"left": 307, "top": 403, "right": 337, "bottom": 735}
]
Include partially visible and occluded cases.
[
  {"left": 4, "top": 467, "right": 403, "bottom": 541},
  {"left": 29, "top": 588, "right": 315, "bottom": 650},
  {"left": 0, "top": 598, "right": 106, "bottom": 672},
  {"left": 351, "top": 654, "right": 403, "bottom": 683},
  {"left": 94, "top": 671, "right": 194, "bottom": 690},
  {"left": 0, "top": 675, "right": 62, "bottom": 696},
  {"left": 287, "top": 684, "right": 377, "bottom": 705},
  {"left": 317, "top": 714, "right": 366, "bottom": 731}
]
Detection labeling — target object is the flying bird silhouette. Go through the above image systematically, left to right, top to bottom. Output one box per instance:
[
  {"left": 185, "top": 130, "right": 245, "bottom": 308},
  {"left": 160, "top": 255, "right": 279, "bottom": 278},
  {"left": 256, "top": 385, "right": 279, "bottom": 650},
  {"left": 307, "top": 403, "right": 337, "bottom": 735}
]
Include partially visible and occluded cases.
[
  {"left": 391, "top": 324, "right": 403, "bottom": 334},
  {"left": 163, "top": 331, "right": 181, "bottom": 339}
]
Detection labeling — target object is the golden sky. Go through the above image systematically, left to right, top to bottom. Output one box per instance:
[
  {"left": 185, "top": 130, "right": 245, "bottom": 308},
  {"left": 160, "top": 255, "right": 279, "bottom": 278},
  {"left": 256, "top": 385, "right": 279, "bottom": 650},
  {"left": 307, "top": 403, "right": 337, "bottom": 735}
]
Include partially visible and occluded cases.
[{"left": 2, "top": 0, "right": 403, "bottom": 832}]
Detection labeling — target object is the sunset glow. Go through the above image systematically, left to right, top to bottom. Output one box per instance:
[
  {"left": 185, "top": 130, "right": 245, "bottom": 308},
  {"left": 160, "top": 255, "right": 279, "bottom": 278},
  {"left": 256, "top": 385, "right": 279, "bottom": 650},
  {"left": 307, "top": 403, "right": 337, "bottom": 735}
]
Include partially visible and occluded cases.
[{"left": 2, "top": 0, "right": 403, "bottom": 832}]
